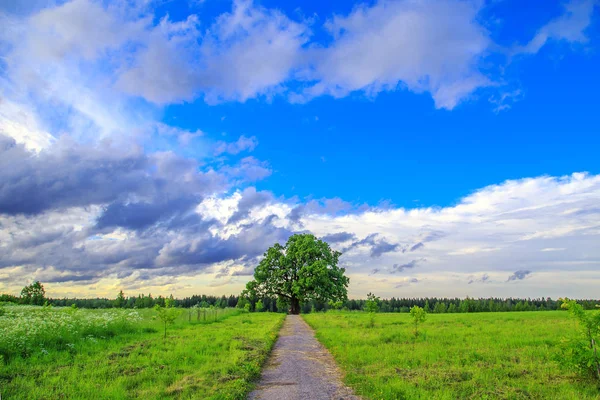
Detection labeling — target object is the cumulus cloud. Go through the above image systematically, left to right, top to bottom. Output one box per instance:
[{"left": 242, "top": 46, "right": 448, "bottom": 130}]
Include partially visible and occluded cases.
[
  {"left": 1, "top": 0, "right": 595, "bottom": 116},
  {"left": 195, "top": 0, "right": 310, "bottom": 103},
  {"left": 299, "top": 0, "right": 491, "bottom": 109},
  {"left": 0, "top": 135, "right": 220, "bottom": 216},
  {"left": 1, "top": 170, "right": 600, "bottom": 298}
]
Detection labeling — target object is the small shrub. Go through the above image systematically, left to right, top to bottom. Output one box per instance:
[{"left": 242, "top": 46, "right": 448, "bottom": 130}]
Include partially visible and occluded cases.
[{"left": 560, "top": 298, "right": 600, "bottom": 380}]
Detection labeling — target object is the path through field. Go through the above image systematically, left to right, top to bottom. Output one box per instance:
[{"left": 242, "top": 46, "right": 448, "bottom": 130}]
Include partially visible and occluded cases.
[{"left": 248, "top": 315, "right": 359, "bottom": 400}]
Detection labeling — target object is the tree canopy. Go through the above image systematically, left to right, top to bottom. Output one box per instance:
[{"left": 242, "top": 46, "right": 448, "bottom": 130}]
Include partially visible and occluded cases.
[
  {"left": 244, "top": 233, "right": 349, "bottom": 314},
  {"left": 21, "top": 281, "right": 46, "bottom": 305}
]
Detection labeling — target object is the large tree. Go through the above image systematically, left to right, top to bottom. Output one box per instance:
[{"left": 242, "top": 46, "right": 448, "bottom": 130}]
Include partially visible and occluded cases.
[
  {"left": 244, "top": 233, "right": 349, "bottom": 314},
  {"left": 21, "top": 281, "right": 46, "bottom": 305}
]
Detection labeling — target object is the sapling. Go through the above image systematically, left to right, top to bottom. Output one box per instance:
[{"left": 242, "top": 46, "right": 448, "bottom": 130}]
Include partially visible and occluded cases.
[
  {"left": 364, "top": 292, "right": 380, "bottom": 328},
  {"left": 154, "top": 296, "right": 181, "bottom": 339},
  {"left": 560, "top": 298, "right": 600, "bottom": 380},
  {"left": 410, "top": 305, "right": 427, "bottom": 337}
]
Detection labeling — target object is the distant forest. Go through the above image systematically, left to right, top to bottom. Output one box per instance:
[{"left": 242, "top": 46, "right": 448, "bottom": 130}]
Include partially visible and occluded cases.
[{"left": 2, "top": 291, "right": 599, "bottom": 313}]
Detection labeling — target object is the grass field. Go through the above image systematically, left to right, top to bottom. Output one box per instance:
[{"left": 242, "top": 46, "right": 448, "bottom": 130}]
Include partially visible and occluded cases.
[
  {"left": 0, "top": 305, "right": 284, "bottom": 399},
  {"left": 303, "top": 311, "right": 600, "bottom": 400}
]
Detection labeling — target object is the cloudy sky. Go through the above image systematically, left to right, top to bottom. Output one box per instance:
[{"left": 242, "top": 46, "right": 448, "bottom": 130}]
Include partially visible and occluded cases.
[{"left": 0, "top": 0, "right": 599, "bottom": 299}]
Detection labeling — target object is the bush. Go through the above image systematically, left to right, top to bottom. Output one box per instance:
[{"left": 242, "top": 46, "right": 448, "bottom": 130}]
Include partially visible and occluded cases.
[
  {"left": 560, "top": 298, "right": 600, "bottom": 380},
  {"left": 0, "top": 305, "right": 142, "bottom": 362}
]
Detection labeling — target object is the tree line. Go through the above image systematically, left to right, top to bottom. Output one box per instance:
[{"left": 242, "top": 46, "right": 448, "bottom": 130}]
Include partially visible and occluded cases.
[{"left": 2, "top": 282, "right": 598, "bottom": 313}]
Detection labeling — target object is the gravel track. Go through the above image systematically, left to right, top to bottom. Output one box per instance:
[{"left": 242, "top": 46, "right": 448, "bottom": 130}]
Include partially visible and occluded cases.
[{"left": 248, "top": 315, "right": 360, "bottom": 400}]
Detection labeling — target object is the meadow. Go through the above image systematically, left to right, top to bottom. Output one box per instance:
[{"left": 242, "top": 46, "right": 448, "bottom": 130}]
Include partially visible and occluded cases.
[
  {"left": 0, "top": 304, "right": 284, "bottom": 399},
  {"left": 303, "top": 311, "right": 600, "bottom": 400}
]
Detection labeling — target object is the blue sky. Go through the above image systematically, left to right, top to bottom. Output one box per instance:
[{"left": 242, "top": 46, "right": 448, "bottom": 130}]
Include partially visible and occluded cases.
[{"left": 0, "top": 0, "right": 599, "bottom": 299}]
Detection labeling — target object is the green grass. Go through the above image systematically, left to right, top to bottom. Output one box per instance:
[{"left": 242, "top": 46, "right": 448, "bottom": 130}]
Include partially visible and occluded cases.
[
  {"left": 1, "top": 306, "right": 284, "bottom": 399},
  {"left": 303, "top": 311, "right": 600, "bottom": 399}
]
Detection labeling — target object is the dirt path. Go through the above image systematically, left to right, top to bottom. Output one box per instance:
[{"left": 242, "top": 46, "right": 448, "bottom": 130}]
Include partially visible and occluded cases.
[{"left": 248, "top": 315, "right": 360, "bottom": 400}]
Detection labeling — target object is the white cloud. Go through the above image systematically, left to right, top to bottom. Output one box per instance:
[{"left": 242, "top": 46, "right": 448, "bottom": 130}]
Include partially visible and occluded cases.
[
  {"left": 2, "top": 0, "right": 596, "bottom": 113},
  {"left": 196, "top": 0, "right": 310, "bottom": 103},
  {"left": 298, "top": 0, "right": 492, "bottom": 109},
  {"left": 512, "top": 0, "right": 597, "bottom": 55},
  {"left": 0, "top": 99, "right": 55, "bottom": 151},
  {"left": 214, "top": 135, "right": 258, "bottom": 155},
  {"left": 297, "top": 172, "right": 600, "bottom": 297}
]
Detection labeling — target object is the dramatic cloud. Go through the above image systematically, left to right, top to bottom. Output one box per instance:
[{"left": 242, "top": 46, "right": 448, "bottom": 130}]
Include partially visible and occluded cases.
[
  {"left": 0, "top": 0, "right": 599, "bottom": 299},
  {"left": 0, "top": 135, "right": 220, "bottom": 216},
  {"left": 1, "top": 168, "right": 600, "bottom": 298}
]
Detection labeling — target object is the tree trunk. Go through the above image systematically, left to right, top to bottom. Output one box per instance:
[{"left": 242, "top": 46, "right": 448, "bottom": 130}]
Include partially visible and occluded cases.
[{"left": 290, "top": 297, "right": 300, "bottom": 315}]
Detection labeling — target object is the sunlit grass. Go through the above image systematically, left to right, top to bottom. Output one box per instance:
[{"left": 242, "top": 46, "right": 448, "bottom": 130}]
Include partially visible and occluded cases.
[
  {"left": 0, "top": 305, "right": 284, "bottom": 399},
  {"left": 303, "top": 311, "right": 600, "bottom": 399}
]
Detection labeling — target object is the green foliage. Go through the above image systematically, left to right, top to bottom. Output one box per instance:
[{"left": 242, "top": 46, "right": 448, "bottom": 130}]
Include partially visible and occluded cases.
[
  {"left": 244, "top": 233, "right": 349, "bottom": 314},
  {"left": 20, "top": 281, "right": 45, "bottom": 306},
  {"left": 114, "top": 290, "right": 126, "bottom": 308},
  {"left": 364, "top": 293, "right": 380, "bottom": 313},
  {"left": 364, "top": 293, "right": 380, "bottom": 328},
  {"left": 154, "top": 296, "right": 182, "bottom": 339},
  {"left": 236, "top": 296, "right": 247, "bottom": 309},
  {"left": 276, "top": 297, "right": 289, "bottom": 313},
  {"left": 560, "top": 298, "right": 600, "bottom": 380},
  {"left": 328, "top": 299, "right": 343, "bottom": 310},
  {"left": 255, "top": 300, "right": 265, "bottom": 312},
  {"left": 433, "top": 301, "right": 447, "bottom": 314},
  {"left": 244, "top": 303, "right": 251, "bottom": 313},
  {"left": 410, "top": 305, "right": 427, "bottom": 337},
  {"left": 1, "top": 309, "right": 284, "bottom": 399},
  {"left": 303, "top": 311, "right": 600, "bottom": 399}
]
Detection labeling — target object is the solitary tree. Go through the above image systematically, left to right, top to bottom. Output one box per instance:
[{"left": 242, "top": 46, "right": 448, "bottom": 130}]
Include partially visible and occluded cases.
[
  {"left": 244, "top": 234, "right": 349, "bottom": 314},
  {"left": 21, "top": 281, "right": 46, "bottom": 305},
  {"left": 364, "top": 292, "right": 380, "bottom": 328},
  {"left": 364, "top": 293, "right": 380, "bottom": 313},
  {"left": 154, "top": 296, "right": 181, "bottom": 339},
  {"left": 410, "top": 305, "right": 427, "bottom": 337}
]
